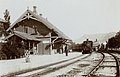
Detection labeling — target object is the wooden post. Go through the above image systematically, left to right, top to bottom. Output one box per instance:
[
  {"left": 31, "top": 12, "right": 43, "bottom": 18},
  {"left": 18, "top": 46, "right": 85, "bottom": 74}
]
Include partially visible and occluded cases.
[
  {"left": 49, "top": 32, "right": 52, "bottom": 55},
  {"left": 21, "top": 40, "right": 25, "bottom": 57},
  {"left": 29, "top": 41, "right": 30, "bottom": 54},
  {"left": 33, "top": 42, "right": 35, "bottom": 55},
  {"left": 37, "top": 43, "right": 39, "bottom": 55}
]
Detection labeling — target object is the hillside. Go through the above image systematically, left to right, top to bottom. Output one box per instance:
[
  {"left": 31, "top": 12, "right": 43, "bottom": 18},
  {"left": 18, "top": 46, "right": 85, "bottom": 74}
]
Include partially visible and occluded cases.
[{"left": 75, "top": 32, "right": 116, "bottom": 43}]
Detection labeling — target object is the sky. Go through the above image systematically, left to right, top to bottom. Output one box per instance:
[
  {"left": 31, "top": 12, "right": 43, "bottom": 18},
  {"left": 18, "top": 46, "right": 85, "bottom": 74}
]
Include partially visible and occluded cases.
[{"left": 0, "top": 0, "right": 120, "bottom": 40}]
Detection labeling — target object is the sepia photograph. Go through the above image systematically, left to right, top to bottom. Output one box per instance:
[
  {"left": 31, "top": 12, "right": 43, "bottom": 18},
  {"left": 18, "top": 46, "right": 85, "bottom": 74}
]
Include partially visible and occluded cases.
[{"left": 0, "top": 0, "right": 120, "bottom": 77}]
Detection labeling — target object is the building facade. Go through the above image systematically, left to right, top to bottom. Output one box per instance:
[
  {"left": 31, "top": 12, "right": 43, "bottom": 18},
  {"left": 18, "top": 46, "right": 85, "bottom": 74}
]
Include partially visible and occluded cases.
[{"left": 3, "top": 6, "right": 71, "bottom": 59}]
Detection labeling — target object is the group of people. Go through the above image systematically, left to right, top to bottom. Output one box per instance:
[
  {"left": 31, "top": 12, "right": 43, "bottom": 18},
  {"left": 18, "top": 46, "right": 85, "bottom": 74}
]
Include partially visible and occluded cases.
[{"left": 57, "top": 44, "right": 69, "bottom": 56}]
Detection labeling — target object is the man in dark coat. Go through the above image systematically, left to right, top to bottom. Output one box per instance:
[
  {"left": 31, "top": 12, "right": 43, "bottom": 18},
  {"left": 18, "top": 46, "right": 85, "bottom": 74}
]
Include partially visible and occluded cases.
[{"left": 65, "top": 45, "right": 68, "bottom": 56}]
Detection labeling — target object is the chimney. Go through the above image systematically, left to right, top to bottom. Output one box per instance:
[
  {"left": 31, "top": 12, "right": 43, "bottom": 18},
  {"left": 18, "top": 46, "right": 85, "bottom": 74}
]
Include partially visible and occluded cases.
[
  {"left": 33, "top": 6, "right": 37, "bottom": 14},
  {"left": 39, "top": 14, "right": 42, "bottom": 16}
]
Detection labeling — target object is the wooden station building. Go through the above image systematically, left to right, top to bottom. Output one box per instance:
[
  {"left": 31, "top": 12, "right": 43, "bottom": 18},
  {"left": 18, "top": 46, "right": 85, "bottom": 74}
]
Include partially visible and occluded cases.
[{"left": 3, "top": 6, "right": 71, "bottom": 59}]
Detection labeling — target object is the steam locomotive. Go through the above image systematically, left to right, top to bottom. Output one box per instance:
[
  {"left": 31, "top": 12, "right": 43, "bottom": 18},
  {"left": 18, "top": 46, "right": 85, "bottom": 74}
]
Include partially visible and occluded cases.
[
  {"left": 72, "top": 39, "right": 93, "bottom": 54},
  {"left": 82, "top": 39, "right": 93, "bottom": 54}
]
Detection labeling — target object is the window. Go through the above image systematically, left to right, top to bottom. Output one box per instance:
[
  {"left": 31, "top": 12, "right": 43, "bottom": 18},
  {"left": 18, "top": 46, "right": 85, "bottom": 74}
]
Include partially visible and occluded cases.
[
  {"left": 33, "top": 25, "right": 37, "bottom": 34},
  {"left": 24, "top": 27, "right": 28, "bottom": 33}
]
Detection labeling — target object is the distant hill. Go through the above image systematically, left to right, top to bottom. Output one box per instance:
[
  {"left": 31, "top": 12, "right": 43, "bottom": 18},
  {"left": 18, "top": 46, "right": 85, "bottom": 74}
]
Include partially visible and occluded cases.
[{"left": 75, "top": 32, "right": 116, "bottom": 44}]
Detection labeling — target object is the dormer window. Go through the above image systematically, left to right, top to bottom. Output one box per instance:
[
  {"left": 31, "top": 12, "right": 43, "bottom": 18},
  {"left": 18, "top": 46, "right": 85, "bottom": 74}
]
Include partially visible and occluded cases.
[
  {"left": 31, "top": 25, "right": 37, "bottom": 35},
  {"left": 34, "top": 26, "right": 37, "bottom": 34},
  {"left": 24, "top": 27, "right": 28, "bottom": 33}
]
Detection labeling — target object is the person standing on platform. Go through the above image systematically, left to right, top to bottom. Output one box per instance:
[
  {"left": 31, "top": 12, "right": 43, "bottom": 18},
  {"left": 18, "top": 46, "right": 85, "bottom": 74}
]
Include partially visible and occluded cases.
[{"left": 65, "top": 45, "right": 68, "bottom": 56}]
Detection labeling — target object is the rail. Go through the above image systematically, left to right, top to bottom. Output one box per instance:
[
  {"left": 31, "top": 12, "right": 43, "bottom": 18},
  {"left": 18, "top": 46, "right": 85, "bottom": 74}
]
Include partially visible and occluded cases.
[
  {"left": 87, "top": 52, "right": 120, "bottom": 77},
  {"left": 87, "top": 52, "right": 105, "bottom": 77},
  {"left": 108, "top": 53, "right": 120, "bottom": 77},
  {"left": 2, "top": 54, "right": 91, "bottom": 77}
]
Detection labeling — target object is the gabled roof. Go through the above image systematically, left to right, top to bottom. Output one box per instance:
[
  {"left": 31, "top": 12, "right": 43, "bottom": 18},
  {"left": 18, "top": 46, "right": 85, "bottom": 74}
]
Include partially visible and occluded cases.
[
  {"left": 7, "top": 9, "right": 71, "bottom": 40},
  {"left": 5, "top": 31, "right": 41, "bottom": 41}
]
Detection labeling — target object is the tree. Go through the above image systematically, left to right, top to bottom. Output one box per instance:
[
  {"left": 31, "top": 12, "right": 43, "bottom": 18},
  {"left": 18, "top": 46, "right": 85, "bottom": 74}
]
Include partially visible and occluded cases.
[
  {"left": 3, "top": 9, "right": 10, "bottom": 30},
  {"left": 4, "top": 9, "right": 10, "bottom": 23},
  {"left": 108, "top": 31, "right": 120, "bottom": 48},
  {"left": 108, "top": 37, "right": 118, "bottom": 48}
]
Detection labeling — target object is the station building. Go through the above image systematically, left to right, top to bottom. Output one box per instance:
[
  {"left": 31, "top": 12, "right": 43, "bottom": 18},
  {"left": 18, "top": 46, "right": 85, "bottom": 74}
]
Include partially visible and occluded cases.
[{"left": 3, "top": 6, "right": 72, "bottom": 59}]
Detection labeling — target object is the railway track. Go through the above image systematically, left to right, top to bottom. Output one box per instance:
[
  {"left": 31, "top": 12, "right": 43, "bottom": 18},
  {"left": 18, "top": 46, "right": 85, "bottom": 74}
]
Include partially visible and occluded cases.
[
  {"left": 4, "top": 52, "right": 119, "bottom": 77},
  {"left": 39, "top": 52, "right": 119, "bottom": 77},
  {"left": 40, "top": 52, "right": 103, "bottom": 77},
  {"left": 89, "top": 52, "right": 120, "bottom": 77},
  {"left": 1, "top": 53, "right": 87, "bottom": 77},
  {"left": 109, "top": 53, "right": 120, "bottom": 77},
  {"left": 14, "top": 54, "right": 91, "bottom": 77}
]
